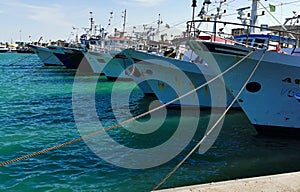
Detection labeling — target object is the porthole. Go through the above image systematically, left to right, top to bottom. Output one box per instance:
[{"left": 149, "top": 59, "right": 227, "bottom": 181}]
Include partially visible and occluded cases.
[{"left": 246, "top": 82, "right": 261, "bottom": 93}]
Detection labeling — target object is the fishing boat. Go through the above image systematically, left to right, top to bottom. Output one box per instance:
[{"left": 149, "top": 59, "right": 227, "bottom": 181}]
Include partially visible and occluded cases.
[
  {"left": 188, "top": 0, "right": 300, "bottom": 135},
  {"left": 118, "top": 1, "right": 240, "bottom": 107},
  {"left": 77, "top": 11, "right": 136, "bottom": 77},
  {"left": 81, "top": 35, "right": 135, "bottom": 78},
  {"left": 101, "top": 36, "right": 136, "bottom": 80},
  {"left": 50, "top": 38, "right": 93, "bottom": 72},
  {"left": 104, "top": 38, "right": 176, "bottom": 93},
  {"left": 121, "top": 40, "right": 240, "bottom": 108},
  {"left": 15, "top": 42, "right": 34, "bottom": 54},
  {"left": 7, "top": 43, "right": 18, "bottom": 52},
  {"left": 0, "top": 44, "right": 8, "bottom": 53},
  {"left": 29, "top": 44, "right": 64, "bottom": 66},
  {"left": 54, "top": 46, "right": 82, "bottom": 69},
  {"left": 16, "top": 47, "right": 34, "bottom": 54},
  {"left": 83, "top": 50, "right": 112, "bottom": 75},
  {"left": 111, "top": 50, "right": 155, "bottom": 95}
]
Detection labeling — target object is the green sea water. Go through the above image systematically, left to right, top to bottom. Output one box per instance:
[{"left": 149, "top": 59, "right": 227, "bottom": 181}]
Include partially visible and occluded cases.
[{"left": 0, "top": 53, "right": 300, "bottom": 192}]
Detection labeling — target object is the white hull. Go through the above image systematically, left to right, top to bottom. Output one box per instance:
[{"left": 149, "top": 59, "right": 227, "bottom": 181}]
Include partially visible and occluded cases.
[
  {"left": 189, "top": 40, "right": 300, "bottom": 130},
  {"left": 30, "top": 45, "right": 63, "bottom": 66},
  {"left": 0, "top": 47, "right": 9, "bottom": 53},
  {"left": 120, "top": 49, "right": 154, "bottom": 95},
  {"left": 123, "top": 49, "right": 240, "bottom": 108},
  {"left": 83, "top": 50, "right": 130, "bottom": 80},
  {"left": 84, "top": 50, "right": 113, "bottom": 74},
  {"left": 104, "top": 50, "right": 131, "bottom": 80}
]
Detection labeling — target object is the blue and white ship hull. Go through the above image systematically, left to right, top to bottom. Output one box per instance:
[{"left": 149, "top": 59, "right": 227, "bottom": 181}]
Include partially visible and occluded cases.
[
  {"left": 188, "top": 40, "right": 300, "bottom": 135},
  {"left": 29, "top": 45, "right": 63, "bottom": 66},
  {"left": 116, "top": 49, "right": 154, "bottom": 95},
  {"left": 122, "top": 49, "right": 239, "bottom": 108},
  {"left": 83, "top": 50, "right": 130, "bottom": 79},
  {"left": 83, "top": 50, "right": 112, "bottom": 75},
  {"left": 104, "top": 50, "right": 131, "bottom": 81}
]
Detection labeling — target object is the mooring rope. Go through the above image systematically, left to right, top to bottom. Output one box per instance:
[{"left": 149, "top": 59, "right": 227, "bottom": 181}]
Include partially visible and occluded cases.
[
  {"left": 6, "top": 48, "right": 86, "bottom": 83},
  {"left": 0, "top": 49, "right": 255, "bottom": 167},
  {"left": 152, "top": 49, "right": 267, "bottom": 191},
  {"left": 2, "top": 52, "right": 55, "bottom": 84},
  {"left": 8, "top": 54, "right": 34, "bottom": 66},
  {"left": 7, "top": 55, "right": 51, "bottom": 83},
  {"left": 9, "top": 65, "right": 44, "bottom": 82}
]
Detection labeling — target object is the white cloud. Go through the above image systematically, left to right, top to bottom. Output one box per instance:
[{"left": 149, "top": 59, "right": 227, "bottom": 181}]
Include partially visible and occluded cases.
[
  {"left": 0, "top": 0, "right": 76, "bottom": 41},
  {"left": 115, "top": 0, "right": 168, "bottom": 7},
  {"left": 1, "top": 1, "right": 72, "bottom": 28}
]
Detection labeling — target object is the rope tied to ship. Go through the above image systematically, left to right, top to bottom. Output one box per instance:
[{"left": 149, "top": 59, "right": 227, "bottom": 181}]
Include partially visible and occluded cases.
[
  {"left": 0, "top": 49, "right": 256, "bottom": 168},
  {"left": 153, "top": 49, "right": 267, "bottom": 191},
  {"left": 6, "top": 50, "right": 86, "bottom": 83},
  {"left": 2, "top": 53, "right": 54, "bottom": 84},
  {"left": 7, "top": 54, "right": 34, "bottom": 66}
]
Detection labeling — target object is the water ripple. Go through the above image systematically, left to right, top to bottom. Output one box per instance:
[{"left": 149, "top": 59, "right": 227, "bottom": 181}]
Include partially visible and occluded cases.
[{"left": 0, "top": 54, "right": 300, "bottom": 191}]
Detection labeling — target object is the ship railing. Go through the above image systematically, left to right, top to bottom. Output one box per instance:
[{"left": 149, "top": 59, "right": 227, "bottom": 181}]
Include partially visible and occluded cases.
[{"left": 186, "top": 20, "right": 300, "bottom": 52}]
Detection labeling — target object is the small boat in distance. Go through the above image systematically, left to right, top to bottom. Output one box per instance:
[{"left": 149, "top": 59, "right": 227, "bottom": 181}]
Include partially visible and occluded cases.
[{"left": 0, "top": 43, "right": 9, "bottom": 53}]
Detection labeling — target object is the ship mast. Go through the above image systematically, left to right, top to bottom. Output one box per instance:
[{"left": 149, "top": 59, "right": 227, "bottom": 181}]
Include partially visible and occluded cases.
[
  {"left": 191, "top": 0, "right": 197, "bottom": 36},
  {"left": 213, "top": 0, "right": 226, "bottom": 36},
  {"left": 250, "top": 0, "right": 259, "bottom": 33},
  {"left": 122, "top": 9, "right": 127, "bottom": 37},
  {"left": 89, "top": 12, "right": 94, "bottom": 36},
  {"left": 157, "top": 14, "right": 163, "bottom": 37}
]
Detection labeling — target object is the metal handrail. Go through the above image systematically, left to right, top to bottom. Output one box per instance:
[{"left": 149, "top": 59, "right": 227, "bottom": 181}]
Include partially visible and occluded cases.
[
  {"left": 187, "top": 19, "right": 300, "bottom": 39},
  {"left": 187, "top": 20, "right": 300, "bottom": 48}
]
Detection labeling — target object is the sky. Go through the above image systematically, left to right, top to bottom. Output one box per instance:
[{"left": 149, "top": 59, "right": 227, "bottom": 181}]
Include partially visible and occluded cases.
[{"left": 0, "top": 0, "right": 299, "bottom": 43}]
